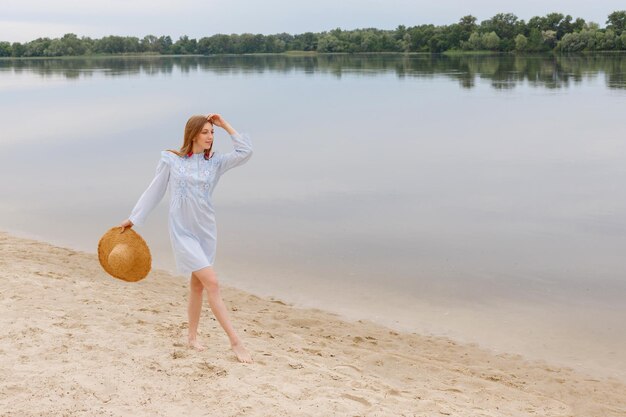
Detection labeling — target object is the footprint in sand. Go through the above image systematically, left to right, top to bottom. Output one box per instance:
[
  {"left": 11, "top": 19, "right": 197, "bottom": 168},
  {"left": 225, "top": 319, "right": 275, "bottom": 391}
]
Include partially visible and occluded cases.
[
  {"left": 139, "top": 308, "right": 160, "bottom": 314},
  {"left": 287, "top": 318, "right": 323, "bottom": 329},
  {"left": 351, "top": 335, "right": 379, "bottom": 345},
  {"left": 302, "top": 348, "right": 323, "bottom": 357},
  {"left": 171, "top": 350, "right": 186, "bottom": 359},
  {"left": 198, "top": 362, "right": 228, "bottom": 377},
  {"left": 333, "top": 364, "right": 363, "bottom": 379},
  {"left": 341, "top": 393, "right": 371, "bottom": 407}
]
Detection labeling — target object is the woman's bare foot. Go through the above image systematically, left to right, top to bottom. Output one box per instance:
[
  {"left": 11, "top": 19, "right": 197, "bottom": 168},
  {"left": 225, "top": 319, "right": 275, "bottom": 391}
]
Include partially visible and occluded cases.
[
  {"left": 188, "top": 338, "right": 205, "bottom": 351},
  {"left": 231, "top": 341, "right": 253, "bottom": 363}
]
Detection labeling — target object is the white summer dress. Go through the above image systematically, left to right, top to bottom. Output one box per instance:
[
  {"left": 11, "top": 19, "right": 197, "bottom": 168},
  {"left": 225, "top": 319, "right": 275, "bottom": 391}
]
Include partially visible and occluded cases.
[{"left": 128, "top": 132, "right": 253, "bottom": 275}]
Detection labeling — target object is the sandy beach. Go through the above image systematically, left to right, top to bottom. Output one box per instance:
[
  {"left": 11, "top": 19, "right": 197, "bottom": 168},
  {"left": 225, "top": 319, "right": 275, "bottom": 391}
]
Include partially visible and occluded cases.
[{"left": 1, "top": 230, "right": 625, "bottom": 417}]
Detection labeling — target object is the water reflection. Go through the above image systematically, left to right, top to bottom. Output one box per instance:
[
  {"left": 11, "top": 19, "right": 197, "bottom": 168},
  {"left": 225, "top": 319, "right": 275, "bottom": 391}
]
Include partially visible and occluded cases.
[
  {"left": 1, "top": 53, "right": 625, "bottom": 89},
  {"left": 1, "top": 54, "right": 625, "bottom": 380}
]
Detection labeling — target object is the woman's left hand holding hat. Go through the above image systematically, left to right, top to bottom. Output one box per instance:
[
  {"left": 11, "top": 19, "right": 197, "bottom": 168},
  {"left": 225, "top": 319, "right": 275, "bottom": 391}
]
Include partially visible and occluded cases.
[
  {"left": 119, "top": 219, "right": 134, "bottom": 234},
  {"left": 98, "top": 220, "right": 151, "bottom": 282}
]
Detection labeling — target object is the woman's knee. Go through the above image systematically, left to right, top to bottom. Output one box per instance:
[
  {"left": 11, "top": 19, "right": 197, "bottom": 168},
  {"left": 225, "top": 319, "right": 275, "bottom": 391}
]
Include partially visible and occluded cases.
[
  {"left": 194, "top": 267, "right": 219, "bottom": 293},
  {"left": 190, "top": 274, "right": 204, "bottom": 294},
  {"left": 205, "top": 275, "right": 220, "bottom": 294}
]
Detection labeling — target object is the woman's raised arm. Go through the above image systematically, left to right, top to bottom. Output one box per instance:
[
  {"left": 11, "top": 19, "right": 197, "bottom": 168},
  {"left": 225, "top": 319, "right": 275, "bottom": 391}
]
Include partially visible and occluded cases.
[
  {"left": 207, "top": 114, "right": 253, "bottom": 175},
  {"left": 217, "top": 131, "right": 253, "bottom": 175}
]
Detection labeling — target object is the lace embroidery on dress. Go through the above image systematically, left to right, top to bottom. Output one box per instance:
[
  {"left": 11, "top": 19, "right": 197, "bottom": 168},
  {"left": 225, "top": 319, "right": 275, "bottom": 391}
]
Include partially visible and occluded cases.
[
  {"left": 171, "top": 156, "right": 189, "bottom": 205},
  {"left": 199, "top": 163, "right": 215, "bottom": 192}
]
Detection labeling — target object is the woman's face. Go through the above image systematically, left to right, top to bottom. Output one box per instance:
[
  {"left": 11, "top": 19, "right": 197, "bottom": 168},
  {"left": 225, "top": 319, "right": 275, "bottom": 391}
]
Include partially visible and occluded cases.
[{"left": 194, "top": 122, "right": 214, "bottom": 150}]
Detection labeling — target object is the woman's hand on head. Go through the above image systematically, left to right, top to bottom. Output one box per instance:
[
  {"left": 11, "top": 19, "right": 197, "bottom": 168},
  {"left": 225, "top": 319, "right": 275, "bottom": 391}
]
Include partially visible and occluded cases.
[
  {"left": 207, "top": 113, "right": 227, "bottom": 128},
  {"left": 119, "top": 219, "right": 133, "bottom": 233}
]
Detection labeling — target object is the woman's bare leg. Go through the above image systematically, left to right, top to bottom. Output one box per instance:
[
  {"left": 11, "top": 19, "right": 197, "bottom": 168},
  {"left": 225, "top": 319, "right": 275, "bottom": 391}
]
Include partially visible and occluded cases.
[
  {"left": 192, "top": 266, "right": 253, "bottom": 363},
  {"left": 187, "top": 274, "right": 205, "bottom": 350}
]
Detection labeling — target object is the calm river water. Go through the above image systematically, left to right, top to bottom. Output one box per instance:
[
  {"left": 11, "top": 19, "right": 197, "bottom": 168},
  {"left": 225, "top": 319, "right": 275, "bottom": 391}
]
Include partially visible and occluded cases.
[{"left": 1, "top": 53, "right": 625, "bottom": 380}]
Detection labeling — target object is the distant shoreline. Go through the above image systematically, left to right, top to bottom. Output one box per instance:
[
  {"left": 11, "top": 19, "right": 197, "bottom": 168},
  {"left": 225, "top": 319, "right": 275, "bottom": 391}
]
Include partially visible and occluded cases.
[
  {"left": 3, "top": 11, "right": 626, "bottom": 58},
  {"left": 2, "top": 50, "right": 625, "bottom": 60}
]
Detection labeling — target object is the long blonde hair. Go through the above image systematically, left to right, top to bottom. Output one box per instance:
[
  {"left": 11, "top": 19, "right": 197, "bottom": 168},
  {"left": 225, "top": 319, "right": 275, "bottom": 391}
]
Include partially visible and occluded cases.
[{"left": 167, "top": 115, "right": 214, "bottom": 159}]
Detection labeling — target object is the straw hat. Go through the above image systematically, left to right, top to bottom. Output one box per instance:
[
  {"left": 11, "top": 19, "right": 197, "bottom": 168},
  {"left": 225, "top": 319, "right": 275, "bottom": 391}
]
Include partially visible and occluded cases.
[{"left": 98, "top": 227, "right": 152, "bottom": 282}]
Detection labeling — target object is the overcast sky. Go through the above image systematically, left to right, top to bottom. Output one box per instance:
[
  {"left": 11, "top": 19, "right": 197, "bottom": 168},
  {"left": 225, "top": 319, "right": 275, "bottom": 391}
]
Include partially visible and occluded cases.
[{"left": 1, "top": 0, "right": 624, "bottom": 42}]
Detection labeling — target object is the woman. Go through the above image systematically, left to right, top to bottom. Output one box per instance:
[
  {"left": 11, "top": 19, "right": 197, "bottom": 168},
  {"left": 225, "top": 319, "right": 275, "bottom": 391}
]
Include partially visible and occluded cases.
[{"left": 119, "top": 113, "right": 254, "bottom": 363}]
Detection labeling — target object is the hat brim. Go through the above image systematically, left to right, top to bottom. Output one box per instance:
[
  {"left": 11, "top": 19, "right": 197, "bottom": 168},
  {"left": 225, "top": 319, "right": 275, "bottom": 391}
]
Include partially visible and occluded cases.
[{"left": 98, "top": 227, "right": 151, "bottom": 282}]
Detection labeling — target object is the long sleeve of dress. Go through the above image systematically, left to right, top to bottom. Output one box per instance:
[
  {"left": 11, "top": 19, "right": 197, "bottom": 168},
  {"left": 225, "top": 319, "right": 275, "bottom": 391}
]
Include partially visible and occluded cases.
[
  {"left": 217, "top": 132, "right": 253, "bottom": 175},
  {"left": 128, "top": 152, "right": 170, "bottom": 227}
]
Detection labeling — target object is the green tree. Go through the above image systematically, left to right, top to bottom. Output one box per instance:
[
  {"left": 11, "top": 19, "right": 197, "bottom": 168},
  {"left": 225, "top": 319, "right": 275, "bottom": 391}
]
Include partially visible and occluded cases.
[
  {"left": 607, "top": 10, "right": 626, "bottom": 35},
  {"left": 480, "top": 12, "right": 522, "bottom": 50},
  {"left": 481, "top": 13, "right": 520, "bottom": 38},
  {"left": 544, "top": 13, "right": 564, "bottom": 33},
  {"left": 458, "top": 15, "right": 477, "bottom": 41},
  {"left": 572, "top": 17, "right": 586, "bottom": 32},
  {"left": 443, "top": 23, "right": 464, "bottom": 48},
  {"left": 394, "top": 24, "right": 407, "bottom": 41},
  {"left": 406, "top": 25, "right": 435, "bottom": 52},
  {"left": 428, "top": 27, "right": 450, "bottom": 52},
  {"left": 527, "top": 28, "right": 547, "bottom": 51},
  {"left": 558, "top": 28, "right": 618, "bottom": 50},
  {"left": 601, "top": 29, "right": 617, "bottom": 50},
  {"left": 541, "top": 30, "right": 557, "bottom": 49},
  {"left": 359, "top": 31, "right": 381, "bottom": 52},
  {"left": 382, "top": 31, "right": 399, "bottom": 51},
  {"left": 482, "top": 31, "right": 501, "bottom": 50},
  {"left": 619, "top": 31, "right": 626, "bottom": 50},
  {"left": 292, "top": 32, "right": 318, "bottom": 51},
  {"left": 463, "top": 32, "right": 482, "bottom": 50},
  {"left": 557, "top": 32, "right": 582, "bottom": 51},
  {"left": 58, "top": 33, "right": 86, "bottom": 55},
  {"left": 234, "top": 33, "right": 265, "bottom": 53},
  {"left": 273, "top": 33, "right": 293, "bottom": 51},
  {"left": 317, "top": 33, "right": 345, "bottom": 52},
  {"left": 398, "top": 33, "right": 411, "bottom": 52},
  {"left": 198, "top": 34, "right": 232, "bottom": 54},
  {"left": 264, "top": 34, "right": 287, "bottom": 53},
  {"left": 514, "top": 34, "right": 528, "bottom": 51},
  {"left": 141, "top": 35, "right": 159, "bottom": 53},
  {"left": 173, "top": 35, "right": 197, "bottom": 54},
  {"left": 81, "top": 36, "right": 96, "bottom": 54},
  {"left": 96, "top": 36, "right": 126, "bottom": 53},
  {"left": 156, "top": 36, "right": 173, "bottom": 54},
  {"left": 23, "top": 37, "right": 51, "bottom": 56},
  {"left": 122, "top": 37, "right": 140, "bottom": 53},
  {"left": 45, "top": 39, "right": 64, "bottom": 56},
  {"left": 0, "top": 41, "right": 11, "bottom": 56},
  {"left": 11, "top": 42, "right": 25, "bottom": 57}
]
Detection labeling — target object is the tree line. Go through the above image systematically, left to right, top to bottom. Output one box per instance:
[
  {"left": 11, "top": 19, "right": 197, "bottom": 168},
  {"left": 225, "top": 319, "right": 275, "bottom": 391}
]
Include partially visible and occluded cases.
[{"left": 1, "top": 11, "right": 625, "bottom": 57}]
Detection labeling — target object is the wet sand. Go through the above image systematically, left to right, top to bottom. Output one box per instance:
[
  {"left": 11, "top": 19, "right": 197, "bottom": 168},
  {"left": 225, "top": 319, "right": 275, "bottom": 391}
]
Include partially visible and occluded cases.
[{"left": 1, "top": 231, "right": 625, "bottom": 416}]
